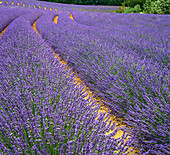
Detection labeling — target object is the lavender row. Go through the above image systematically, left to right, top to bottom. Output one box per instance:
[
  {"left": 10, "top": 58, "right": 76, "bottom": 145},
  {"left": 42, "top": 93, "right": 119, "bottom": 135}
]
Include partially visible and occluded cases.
[
  {"left": 0, "top": 7, "right": 28, "bottom": 32},
  {"left": 0, "top": 8, "right": 135, "bottom": 154},
  {"left": 35, "top": 11, "right": 170, "bottom": 154},
  {"left": 72, "top": 11, "right": 170, "bottom": 68}
]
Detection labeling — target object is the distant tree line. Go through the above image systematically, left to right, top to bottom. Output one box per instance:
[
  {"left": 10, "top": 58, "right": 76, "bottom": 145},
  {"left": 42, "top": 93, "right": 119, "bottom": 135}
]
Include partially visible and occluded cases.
[{"left": 39, "top": 0, "right": 124, "bottom": 6}]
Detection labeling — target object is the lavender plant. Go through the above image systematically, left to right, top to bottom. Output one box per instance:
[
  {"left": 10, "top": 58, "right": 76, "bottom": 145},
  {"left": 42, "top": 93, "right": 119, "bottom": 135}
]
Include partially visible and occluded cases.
[{"left": 0, "top": 8, "right": 135, "bottom": 154}]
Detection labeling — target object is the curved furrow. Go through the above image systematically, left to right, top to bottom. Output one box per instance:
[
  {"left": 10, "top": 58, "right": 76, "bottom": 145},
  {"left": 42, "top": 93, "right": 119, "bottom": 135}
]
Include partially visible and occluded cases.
[
  {"left": 33, "top": 13, "right": 139, "bottom": 155},
  {"left": 69, "top": 13, "right": 74, "bottom": 20},
  {"left": 33, "top": 15, "right": 67, "bottom": 67},
  {"left": 53, "top": 15, "right": 58, "bottom": 24},
  {"left": 33, "top": 16, "right": 110, "bottom": 126},
  {"left": 32, "top": 18, "right": 41, "bottom": 37},
  {"left": 0, "top": 25, "right": 8, "bottom": 39}
]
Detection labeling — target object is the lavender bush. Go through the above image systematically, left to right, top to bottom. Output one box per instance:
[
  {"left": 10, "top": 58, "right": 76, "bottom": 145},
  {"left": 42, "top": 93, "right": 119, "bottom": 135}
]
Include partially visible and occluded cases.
[{"left": 0, "top": 7, "right": 135, "bottom": 154}]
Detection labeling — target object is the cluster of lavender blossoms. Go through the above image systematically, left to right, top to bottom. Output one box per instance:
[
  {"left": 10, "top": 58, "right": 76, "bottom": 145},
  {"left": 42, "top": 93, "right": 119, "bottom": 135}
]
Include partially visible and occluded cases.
[
  {"left": 0, "top": 6, "right": 136, "bottom": 155},
  {"left": 35, "top": 8, "right": 170, "bottom": 154}
]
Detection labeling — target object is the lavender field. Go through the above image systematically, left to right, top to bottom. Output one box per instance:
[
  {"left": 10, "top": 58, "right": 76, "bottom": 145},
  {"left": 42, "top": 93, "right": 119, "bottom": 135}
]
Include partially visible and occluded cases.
[{"left": 0, "top": 0, "right": 170, "bottom": 154}]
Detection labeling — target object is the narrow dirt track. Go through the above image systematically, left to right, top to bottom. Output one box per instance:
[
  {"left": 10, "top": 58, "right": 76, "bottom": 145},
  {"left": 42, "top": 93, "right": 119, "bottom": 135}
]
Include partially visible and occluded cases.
[
  {"left": 70, "top": 13, "right": 74, "bottom": 20},
  {"left": 53, "top": 15, "right": 58, "bottom": 24},
  {"left": 0, "top": 25, "right": 8, "bottom": 38}
]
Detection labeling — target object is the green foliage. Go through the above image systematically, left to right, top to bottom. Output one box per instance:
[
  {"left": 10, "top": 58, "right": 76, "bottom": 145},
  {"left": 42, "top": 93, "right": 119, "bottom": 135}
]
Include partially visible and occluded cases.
[
  {"left": 39, "top": 0, "right": 124, "bottom": 5},
  {"left": 119, "top": 0, "right": 170, "bottom": 14},
  {"left": 125, "top": 0, "right": 146, "bottom": 9},
  {"left": 143, "top": 0, "right": 170, "bottom": 14},
  {"left": 124, "top": 4, "right": 141, "bottom": 13}
]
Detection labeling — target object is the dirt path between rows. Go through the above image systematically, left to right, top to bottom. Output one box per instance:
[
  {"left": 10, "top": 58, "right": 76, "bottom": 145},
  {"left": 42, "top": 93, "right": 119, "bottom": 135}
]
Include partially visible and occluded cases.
[
  {"left": 32, "top": 15, "right": 140, "bottom": 154},
  {"left": 0, "top": 25, "right": 8, "bottom": 39}
]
